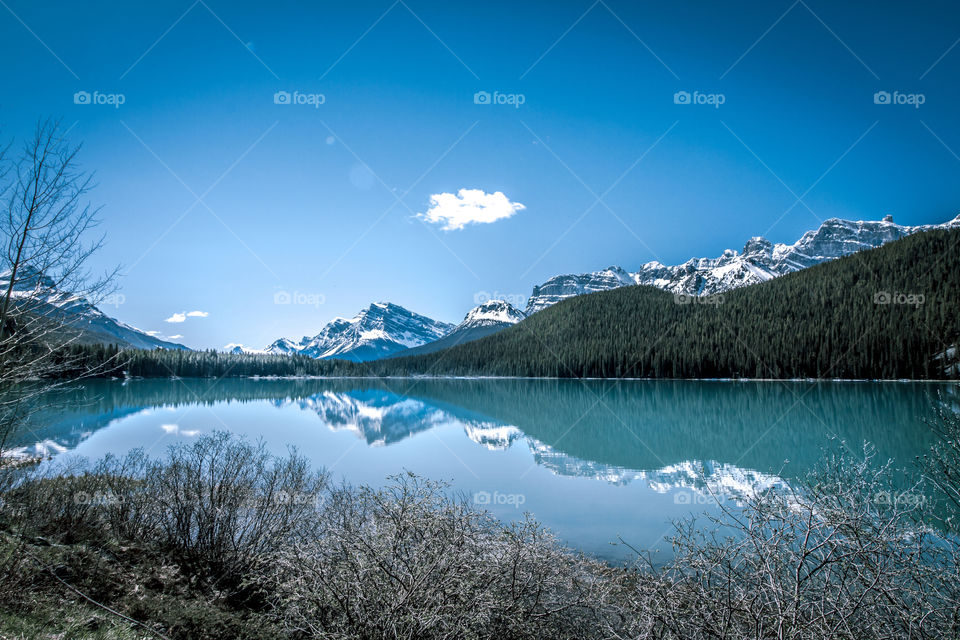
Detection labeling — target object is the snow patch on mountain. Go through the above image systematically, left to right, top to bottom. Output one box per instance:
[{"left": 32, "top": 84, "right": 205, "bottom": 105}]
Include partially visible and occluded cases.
[{"left": 456, "top": 300, "right": 526, "bottom": 330}]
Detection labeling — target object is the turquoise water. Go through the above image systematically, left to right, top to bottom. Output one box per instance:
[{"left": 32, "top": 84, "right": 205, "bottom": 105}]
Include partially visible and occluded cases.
[{"left": 7, "top": 378, "right": 953, "bottom": 560}]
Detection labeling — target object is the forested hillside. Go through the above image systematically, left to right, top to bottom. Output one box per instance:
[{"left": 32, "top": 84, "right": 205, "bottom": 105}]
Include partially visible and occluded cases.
[{"left": 369, "top": 228, "right": 960, "bottom": 379}]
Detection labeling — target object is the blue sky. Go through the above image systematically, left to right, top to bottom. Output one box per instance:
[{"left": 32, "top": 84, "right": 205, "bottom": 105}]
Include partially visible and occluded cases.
[{"left": 2, "top": 0, "right": 959, "bottom": 349}]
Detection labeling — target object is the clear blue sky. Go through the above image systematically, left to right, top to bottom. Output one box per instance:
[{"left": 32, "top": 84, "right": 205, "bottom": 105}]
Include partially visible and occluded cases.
[{"left": 2, "top": 0, "right": 959, "bottom": 349}]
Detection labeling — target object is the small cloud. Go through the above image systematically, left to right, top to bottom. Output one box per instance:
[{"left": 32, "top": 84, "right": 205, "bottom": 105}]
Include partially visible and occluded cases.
[
  {"left": 418, "top": 188, "right": 525, "bottom": 231},
  {"left": 165, "top": 310, "right": 208, "bottom": 323},
  {"left": 145, "top": 330, "right": 161, "bottom": 336},
  {"left": 168, "top": 334, "right": 183, "bottom": 340},
  {"left": 161, "top": 423, "right": 200, "bottom": 437}
]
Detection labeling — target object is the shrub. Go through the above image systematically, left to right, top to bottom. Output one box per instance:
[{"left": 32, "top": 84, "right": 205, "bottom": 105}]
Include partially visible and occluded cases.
[
  {"left": 149, "top": 432, "right": 327, "bottom": 582},
  {"left": 613, "top": 447, "right": 960, "bottom": 639},
  {"left": 265, "top": 474, "right": 612, "bottom": 640}
]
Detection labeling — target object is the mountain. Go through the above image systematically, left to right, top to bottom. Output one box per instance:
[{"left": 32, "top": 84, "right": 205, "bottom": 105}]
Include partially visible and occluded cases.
[
  {"left": 525, "top": 214, "right": 960, "bottom": 313},
  {"left": 370, "top": 227, "right": 960, "bottom": 379},
  {"left": 0, "top": 268, "right": 187, "bottom": 351},
  {"left": 388, "top": 300, "right": 526, "bottom": 358},
  {"left": 266, "top": 302, "right": 454, "bottom": 362},
  {"left": 222, "top": 343, "right": 267, "bottom": 355}
]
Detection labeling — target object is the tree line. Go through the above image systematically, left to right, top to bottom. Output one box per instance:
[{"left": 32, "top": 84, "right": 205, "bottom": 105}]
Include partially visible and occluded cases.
[{"left": 53, "top": 343, "right": 355, "bottom": 378}]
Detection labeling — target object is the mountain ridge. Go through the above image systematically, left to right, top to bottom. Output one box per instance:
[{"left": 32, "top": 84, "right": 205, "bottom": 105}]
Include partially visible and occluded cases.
[
  {"left": 525, "top": 213, "right": 960, "bottom": 314},
  {"left": 369, "top": 227, "right": 960, "bottom": 379},
  {"left": 0, "top": 268, "right": 188, "bottom": 351},
  {"left": 266, "top": 302, "right": 454, "bottom": 362}
]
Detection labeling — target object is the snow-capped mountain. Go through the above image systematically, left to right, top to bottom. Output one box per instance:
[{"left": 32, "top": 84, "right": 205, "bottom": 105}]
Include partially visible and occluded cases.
[
  {"left": 526, "top": 214, "right": 960, "bottom": 314},
  {"left": 0, "top": 267, "right": 187, "bottom": 351},
  {"left": 388, "top": 300, "right": 526, "bottom": 358},
  {"left": 458, "top": 300, "right": 527, "bottom": 328},
  {"left": 266, "top": 302, "right": 454, "bottom": 362},
  {"left": 265, "top": 337, "right": 302, "bottom": 355},
  {"left": 222, "top": 343, "right": 267, "bottom": 355},
  {"left": 276, "top": 390, "right": 447, "bottom": 445},
  {"left": 463, "top": 422, "right": 524, "bottom": 450}
]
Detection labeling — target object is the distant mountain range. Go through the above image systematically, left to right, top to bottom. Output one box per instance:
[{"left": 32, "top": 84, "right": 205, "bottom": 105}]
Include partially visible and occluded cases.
[
  {"left": 12, "top": 213, "right": 959, "bottom": 361},
  {"left": 262, "top": 213, "right": 960, "bottom": 362},
  {"left": 525, "top": 214, "right": 960, "bottom": 314},
  {"left": 368, "top": 226, "right": 960, "bottom": 379},
  {"left": 0, "top": 268, "right": 186, "bottom": 351}
]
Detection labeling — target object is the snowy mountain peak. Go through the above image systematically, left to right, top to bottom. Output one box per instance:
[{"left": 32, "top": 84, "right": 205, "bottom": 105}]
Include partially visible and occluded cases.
[
  {"left": 525, "top": 213, "right": 960, "bottom": 314},
  {"left": 742, "top": 236, "right": 773, "bottom": 257},
  {"left": 457, "top": 300, "right": 526, "bottom": 330},
  {"left": 266, "top": 302, "right": 453, "bottom": 362},
  {"left": 222, "top": 343, "right": 267, "bottom": 355}
]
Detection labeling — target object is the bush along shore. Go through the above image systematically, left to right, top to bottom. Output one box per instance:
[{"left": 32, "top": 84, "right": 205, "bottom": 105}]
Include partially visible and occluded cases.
[{"left": 1, "top": 404, "right": 960, "bottom": 640}]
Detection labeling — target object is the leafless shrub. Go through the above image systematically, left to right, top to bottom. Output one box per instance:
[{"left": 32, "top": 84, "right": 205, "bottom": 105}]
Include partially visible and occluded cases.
[
  {"left": 151, "top": 432, "right": 327, "bottom": 580},
  {"left": 612, "top": 446, "right": 960, "bottom": 640},
  {"left": 0, "top": 456, "right": 111, "bottom": 542},
  {"left": 265, "top": 473, "right": 613, "bottom": 640}
]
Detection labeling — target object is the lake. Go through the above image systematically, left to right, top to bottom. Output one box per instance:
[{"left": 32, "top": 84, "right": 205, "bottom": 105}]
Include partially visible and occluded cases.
[{"left": 6, "top": 378, "right": 953, "bottom": 561}]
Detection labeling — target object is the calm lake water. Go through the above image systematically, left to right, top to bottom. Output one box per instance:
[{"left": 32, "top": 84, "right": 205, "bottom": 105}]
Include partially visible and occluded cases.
[{"left": 7, "top": 378, "right": 954, "bottom": 561}]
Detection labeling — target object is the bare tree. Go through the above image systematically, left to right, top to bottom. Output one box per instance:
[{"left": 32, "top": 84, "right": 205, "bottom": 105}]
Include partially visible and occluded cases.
[{"left": 0, "top": 119, "right": 118, "bottom": 456}]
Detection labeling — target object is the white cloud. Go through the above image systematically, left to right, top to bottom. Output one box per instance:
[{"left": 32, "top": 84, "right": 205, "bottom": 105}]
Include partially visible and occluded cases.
[
  {"left": 418, "top": 188, "right": 525, "bottom": 231},
  {"left": 165, "top": 310, "right": 208, "bottom": 323},
  {"left": 145, "top": 330, "right": 160, "bottom": 336},
  {"left": 168, "top": 334, "right": 183, "bottom": 340},
  {"left": 161, "top": 423, "right": 199, "bottom": 437}
]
